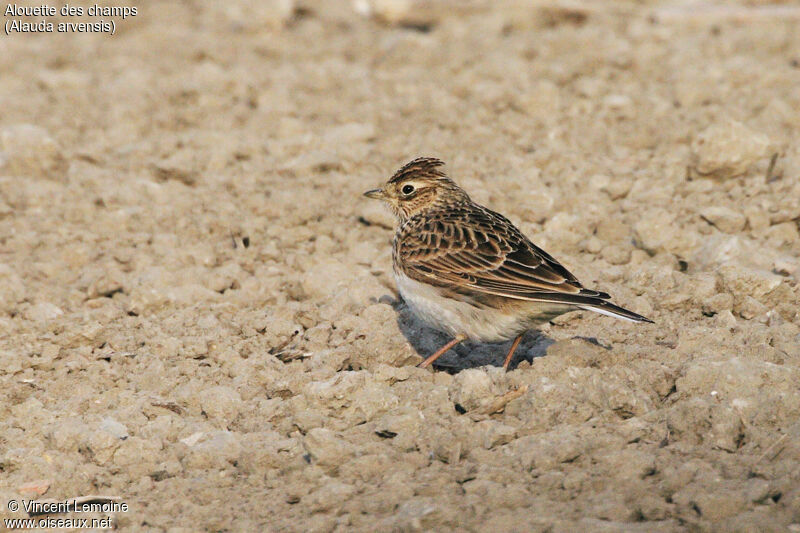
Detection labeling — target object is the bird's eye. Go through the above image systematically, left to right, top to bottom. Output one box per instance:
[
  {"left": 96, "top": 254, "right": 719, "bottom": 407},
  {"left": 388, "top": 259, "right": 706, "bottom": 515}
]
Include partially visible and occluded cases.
[{"left": 402, "top": 184, "right": 415, "bottom": 195}]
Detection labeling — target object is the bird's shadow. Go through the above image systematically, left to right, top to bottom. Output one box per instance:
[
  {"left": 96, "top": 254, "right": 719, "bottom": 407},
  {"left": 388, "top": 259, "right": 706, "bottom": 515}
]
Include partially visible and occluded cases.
[{"left": 387, "top": 296, "right": 555, "bottom": 373}]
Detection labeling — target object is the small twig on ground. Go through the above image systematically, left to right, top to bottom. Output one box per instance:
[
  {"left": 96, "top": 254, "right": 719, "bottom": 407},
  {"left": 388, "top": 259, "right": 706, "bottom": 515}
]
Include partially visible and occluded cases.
[
  {"left": 765, "top": 152, "right": 779, "bottom": 182},
  {"left": 477, "top": 385, "right": 529, "bottom": 416},
  {"left": 150, "top": 399, "right": 184, "bottom": 415},
  {"left": 755, "top": 420, "right": 800, "bottom": 464},
  {"left": 755, "top": 433, "right": 788, "bottom": 464}
]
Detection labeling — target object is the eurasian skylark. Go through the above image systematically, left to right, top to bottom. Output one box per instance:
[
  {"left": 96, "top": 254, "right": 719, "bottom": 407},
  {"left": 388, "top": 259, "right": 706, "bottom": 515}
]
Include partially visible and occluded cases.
[{"left": 364, "top": 157, "right": 652, "bottom": 370}]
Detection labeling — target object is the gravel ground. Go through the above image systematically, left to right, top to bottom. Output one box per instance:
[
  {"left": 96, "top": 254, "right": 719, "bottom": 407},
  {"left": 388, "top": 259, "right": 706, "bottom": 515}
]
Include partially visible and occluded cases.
[{"left": 1, "top": 0, "right": 799, "bottom": 531}]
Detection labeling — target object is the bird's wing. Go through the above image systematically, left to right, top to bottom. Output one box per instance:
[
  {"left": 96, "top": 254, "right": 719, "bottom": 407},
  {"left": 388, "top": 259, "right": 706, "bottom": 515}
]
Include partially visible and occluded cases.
[{"left": 396, "top": 206, "right": 611, "bottom": 305}]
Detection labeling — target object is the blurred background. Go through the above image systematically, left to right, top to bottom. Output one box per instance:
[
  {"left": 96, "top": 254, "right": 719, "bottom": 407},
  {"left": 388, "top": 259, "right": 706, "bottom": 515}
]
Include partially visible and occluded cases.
[{"left": 1, "top": 0, "right": 799, "bottom": 530}]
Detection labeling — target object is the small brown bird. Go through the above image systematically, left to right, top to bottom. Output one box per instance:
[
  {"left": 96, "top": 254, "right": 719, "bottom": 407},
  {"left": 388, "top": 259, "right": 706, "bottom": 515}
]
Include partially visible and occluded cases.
[{"left": 364, "top": 158, "right": 652, "bottom": 370}]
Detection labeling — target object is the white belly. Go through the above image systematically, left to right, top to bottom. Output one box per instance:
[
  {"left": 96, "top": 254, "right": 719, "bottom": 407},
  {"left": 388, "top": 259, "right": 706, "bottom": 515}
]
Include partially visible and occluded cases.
[{"left": 395, "top": 272, "right": 533, "bottom": 343}]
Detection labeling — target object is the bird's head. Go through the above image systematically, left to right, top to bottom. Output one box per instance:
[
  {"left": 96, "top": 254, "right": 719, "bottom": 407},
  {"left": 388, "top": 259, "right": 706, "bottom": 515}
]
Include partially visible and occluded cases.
[{"left": 363, "top": 157, "right": 469, "bottom": 222}]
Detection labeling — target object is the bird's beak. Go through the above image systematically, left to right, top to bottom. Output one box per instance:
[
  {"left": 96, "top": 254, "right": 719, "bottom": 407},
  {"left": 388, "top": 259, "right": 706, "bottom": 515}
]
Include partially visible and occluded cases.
[{"left": 363, "top": 188, "right": 385, "bottom": 200}]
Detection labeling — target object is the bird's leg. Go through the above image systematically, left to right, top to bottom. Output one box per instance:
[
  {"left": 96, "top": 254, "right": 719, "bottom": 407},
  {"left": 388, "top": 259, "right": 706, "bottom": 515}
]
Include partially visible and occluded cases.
[
  {"left": 502, "top": 334, "right": 524, "bottom": 371},
  {"left": 418, "top": 335, "right": 465, "bottom": 369}
]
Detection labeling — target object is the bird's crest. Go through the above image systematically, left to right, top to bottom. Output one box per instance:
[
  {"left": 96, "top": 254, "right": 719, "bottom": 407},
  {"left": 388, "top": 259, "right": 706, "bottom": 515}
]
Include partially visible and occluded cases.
[{"left": 388, "top": 157, "right": 446, "bottom": 184}]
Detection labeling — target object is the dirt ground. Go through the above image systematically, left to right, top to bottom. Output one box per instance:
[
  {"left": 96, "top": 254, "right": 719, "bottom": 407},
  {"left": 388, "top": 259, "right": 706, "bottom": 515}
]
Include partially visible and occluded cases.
[{"left": 1, "top": 0, "right": 799, "bottom": 531}]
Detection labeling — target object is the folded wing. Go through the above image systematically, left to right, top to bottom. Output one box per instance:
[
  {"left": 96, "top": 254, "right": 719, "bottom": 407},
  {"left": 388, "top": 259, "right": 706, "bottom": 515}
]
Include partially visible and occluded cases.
[{"left": 397, "top": 206, "right": 611, "bottom": 305}]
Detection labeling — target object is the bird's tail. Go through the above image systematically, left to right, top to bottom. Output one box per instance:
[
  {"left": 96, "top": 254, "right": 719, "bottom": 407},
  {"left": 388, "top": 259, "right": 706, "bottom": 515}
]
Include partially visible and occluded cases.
[{"left": 579, "top": 301, "right": 653, "bottom": 323}]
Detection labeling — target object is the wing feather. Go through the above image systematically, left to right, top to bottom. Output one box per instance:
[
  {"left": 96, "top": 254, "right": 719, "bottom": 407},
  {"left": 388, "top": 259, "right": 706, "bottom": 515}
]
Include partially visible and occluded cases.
[{"left": 396, "top": 205, "right": 609, "bottom": 304}]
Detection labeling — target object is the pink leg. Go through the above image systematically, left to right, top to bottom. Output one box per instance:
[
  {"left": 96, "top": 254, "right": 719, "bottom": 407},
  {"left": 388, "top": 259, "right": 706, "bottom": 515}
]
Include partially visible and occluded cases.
[
  {"left": 502, "top": 334, "right": 524, "bottom": 371},
  {"left": 418, "top": 336, "right": 465, "bottom": 369}
]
